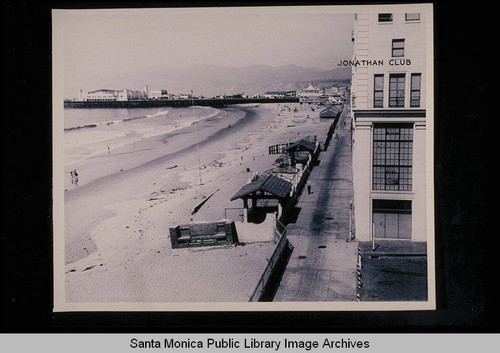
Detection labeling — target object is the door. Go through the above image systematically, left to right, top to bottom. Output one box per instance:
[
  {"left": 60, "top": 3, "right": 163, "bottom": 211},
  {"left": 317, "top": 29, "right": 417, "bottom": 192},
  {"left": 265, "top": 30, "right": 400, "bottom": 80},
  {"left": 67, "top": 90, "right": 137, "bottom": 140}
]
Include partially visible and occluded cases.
[{"left": 372, "top": 199, "right": 412, "bottom": 239}]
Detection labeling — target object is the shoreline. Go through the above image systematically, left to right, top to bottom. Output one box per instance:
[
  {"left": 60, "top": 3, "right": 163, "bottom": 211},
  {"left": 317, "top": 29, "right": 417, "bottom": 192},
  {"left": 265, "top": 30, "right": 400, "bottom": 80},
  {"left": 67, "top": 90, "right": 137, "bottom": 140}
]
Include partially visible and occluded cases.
[{"left": 64, "top": 106, "right": 226, "bottom": 190}]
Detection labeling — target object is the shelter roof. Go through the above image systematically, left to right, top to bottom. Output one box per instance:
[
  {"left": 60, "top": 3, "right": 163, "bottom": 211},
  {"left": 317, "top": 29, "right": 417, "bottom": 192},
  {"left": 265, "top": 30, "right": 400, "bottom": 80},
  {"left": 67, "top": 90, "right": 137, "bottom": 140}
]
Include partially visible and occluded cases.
[
  {"left": 88, "top": 89, "right": 119, "bottom": 94},
  {"left": 319, "top": 106, "right": 341, "bottom": 117},
  {"left": 283, "top": 138, "right": 316, "bottom": 153},
  {"left": 263, "top": 165, "right": 299, "bottom": 175},
  {"left": 231, "top": 175, "right": 293, "bottom": 201}
]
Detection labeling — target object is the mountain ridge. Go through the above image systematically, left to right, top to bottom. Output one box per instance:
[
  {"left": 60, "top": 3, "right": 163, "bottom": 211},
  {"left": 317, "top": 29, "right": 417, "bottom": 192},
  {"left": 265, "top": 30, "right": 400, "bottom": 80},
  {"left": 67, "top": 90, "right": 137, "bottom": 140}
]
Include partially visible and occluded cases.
[{"left": 66, "top": 64, "right": 351, "bottom": 99}]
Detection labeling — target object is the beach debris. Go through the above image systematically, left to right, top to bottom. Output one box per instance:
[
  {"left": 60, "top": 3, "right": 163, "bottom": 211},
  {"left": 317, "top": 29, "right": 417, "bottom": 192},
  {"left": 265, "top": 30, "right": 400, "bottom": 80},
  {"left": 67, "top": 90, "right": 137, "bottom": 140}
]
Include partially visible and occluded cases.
[
  {"left": 166, "top": 165, "right": 178, "bottom": 169},
  {"left": 169, "top": 187, "right": 186, "bottom": 194},
  {"left": 191, "top": 188, "right": 220, "bottom": 215},
  {"left": 147, "top": 197, "right": 167, "bottom": 201},
  {"left": 82, "top": 265, "right": 96, "bottom": 272}
]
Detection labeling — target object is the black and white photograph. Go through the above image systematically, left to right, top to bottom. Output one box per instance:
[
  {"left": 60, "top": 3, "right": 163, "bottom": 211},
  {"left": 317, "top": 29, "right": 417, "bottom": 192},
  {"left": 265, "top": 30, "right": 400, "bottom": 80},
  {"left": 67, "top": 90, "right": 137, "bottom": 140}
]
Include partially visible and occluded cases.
[{"left": 51, "top": 4, "right": 435, "bottom": 311}]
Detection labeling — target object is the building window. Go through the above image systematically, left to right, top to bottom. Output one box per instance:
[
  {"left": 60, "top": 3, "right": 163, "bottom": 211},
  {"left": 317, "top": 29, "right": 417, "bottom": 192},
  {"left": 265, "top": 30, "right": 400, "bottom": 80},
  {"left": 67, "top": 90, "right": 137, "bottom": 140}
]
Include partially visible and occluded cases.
[
  {"left": 378, "top": 13, "right": 393, "bottom": 23},
  {"left": 405, "top": 13, "right": 420, "bottom": 21},
  {"left": 392, "top": 39, "right": 405, "bottom": 57},
  {"left": 389, "top": 73, "right": 405, "bottom": 107},
  {"left": 410, "top": 73, "right": 422, "bottom": 107},
  {"left": 374, "top": 74, "right": 384, "bottom": 108},
  {"left": 373, "top": 124, "right": 413, "bottom": 191},
  {"left": 373, "top": 199, "right": 412, "bottom": 239}
]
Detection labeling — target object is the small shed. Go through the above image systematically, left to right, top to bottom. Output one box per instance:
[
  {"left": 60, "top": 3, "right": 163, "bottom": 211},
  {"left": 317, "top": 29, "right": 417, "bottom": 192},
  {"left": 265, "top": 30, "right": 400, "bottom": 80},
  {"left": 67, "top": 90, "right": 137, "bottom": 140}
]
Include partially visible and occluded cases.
[
  {"left": 319, "top": 105, "right": 342, "bottom": 119},
  {"left": 282, "top": 137, "right": 318, "bottom": 166},
  {"left": 262, "top": 165, "right": 300, "bottom": 182},
  {"left": 230, "top": 174, "right": 293, "bottom": 223}
]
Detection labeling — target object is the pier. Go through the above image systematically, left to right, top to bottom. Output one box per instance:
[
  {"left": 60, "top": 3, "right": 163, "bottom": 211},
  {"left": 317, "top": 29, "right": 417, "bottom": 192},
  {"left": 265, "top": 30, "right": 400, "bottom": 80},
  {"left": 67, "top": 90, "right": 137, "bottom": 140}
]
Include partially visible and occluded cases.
[{"left": 64, "top": 97, "right": 299, "bottom": 109}]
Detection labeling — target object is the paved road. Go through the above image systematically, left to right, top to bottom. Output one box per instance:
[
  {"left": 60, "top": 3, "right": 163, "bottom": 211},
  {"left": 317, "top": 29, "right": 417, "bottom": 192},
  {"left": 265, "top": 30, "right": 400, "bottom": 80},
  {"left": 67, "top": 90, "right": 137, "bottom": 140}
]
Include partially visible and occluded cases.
[{"left": 274, "top": 106, "right": 358, "bottom": 302}]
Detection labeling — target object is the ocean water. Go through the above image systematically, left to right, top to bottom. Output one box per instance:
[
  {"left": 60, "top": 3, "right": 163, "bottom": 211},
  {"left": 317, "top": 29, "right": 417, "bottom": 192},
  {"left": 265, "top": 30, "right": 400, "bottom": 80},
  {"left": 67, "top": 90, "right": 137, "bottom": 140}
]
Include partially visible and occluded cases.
[{"left": 64, "top": 106, "right": 220, "bottom": 167}]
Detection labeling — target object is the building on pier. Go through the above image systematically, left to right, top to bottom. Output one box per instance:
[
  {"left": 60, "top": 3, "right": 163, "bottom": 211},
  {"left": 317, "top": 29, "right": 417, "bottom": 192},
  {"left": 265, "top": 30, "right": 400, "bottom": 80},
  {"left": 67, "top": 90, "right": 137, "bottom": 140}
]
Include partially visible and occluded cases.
[
  {"left": 298, "top": 83, "right": 326, "bottom": 103},
  {"left": 82, "top": 88, "right": 148, "bottom": 102}
]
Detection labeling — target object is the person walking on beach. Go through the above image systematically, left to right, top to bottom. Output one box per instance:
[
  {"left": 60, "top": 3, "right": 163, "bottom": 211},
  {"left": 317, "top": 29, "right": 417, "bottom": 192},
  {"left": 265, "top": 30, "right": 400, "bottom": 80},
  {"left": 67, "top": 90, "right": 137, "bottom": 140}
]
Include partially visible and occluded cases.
[
  {"left": 107, "top": 145, "right": 110, "bottom": 154},
  {"left": 73, "top": 169, "right": 79, "bottom": 185},
  {"left": 70, "top": 170, "right": 74, "bottom": 184}
]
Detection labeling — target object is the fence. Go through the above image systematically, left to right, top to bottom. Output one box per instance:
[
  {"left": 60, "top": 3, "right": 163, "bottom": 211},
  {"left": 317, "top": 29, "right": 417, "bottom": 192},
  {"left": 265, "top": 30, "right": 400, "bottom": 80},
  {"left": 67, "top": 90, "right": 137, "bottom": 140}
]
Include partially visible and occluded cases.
[{"left": 268, "top": 143, "right": 292, "bottom": 155}]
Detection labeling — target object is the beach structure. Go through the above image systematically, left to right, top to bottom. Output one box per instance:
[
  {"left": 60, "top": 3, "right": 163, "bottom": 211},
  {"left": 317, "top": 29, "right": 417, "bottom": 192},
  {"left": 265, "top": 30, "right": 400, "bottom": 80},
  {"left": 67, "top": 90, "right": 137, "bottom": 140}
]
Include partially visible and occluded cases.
[
  {"left": 350, "top": 11, "right": 427, "bottom": 241},
  {"left": 319, "top": 105, "right": 343, "bottom": 119},
  {"left": 319, "top": 106, "right": 342, "bottom": 119},
  {"left": 232, "top": 135, "right": 321, "bottom": 226},
  {"left": 282, "top": 136, "right": 319, "bottom": 167},
  {"left": 230, "top": 174, "right": 294, "bottom": 224}
]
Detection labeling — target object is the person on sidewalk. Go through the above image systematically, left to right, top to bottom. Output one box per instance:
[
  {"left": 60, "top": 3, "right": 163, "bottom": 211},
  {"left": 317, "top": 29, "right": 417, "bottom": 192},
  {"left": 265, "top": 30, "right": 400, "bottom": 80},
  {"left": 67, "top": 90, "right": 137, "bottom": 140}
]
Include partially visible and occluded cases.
[{"left": 307, "top": 182, "right": 312, "bottom": 195}]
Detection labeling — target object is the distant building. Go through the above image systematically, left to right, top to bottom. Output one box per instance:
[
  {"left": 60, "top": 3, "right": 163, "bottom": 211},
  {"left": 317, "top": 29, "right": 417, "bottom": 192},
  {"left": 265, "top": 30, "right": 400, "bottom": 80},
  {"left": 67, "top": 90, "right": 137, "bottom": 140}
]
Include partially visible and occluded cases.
[
  {"left": 350, "top": 10, "right": 428, "bottom": 242},
  {"left": 298, "top": 83, "right": 326, "bottom": 103},
  {"left": 83, "top": 88, "right": 147, "bottom": 102},
  {"left": 150, "top": 89, "right": 169, "bottom": 100},
  {"left": 263, "top": 91, "right": 296, "bottom": 99},
  {"left": 171, "top": 93, "right": 193, "bottom": 100}
]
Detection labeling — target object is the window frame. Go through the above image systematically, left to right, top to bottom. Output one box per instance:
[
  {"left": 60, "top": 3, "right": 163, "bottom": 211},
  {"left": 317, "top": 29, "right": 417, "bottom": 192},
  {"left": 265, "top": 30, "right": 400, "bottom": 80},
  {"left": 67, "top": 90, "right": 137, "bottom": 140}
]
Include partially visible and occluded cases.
[
  {"left": 378, "top": 13, "right": 393, "bottom": 23},
  {"left": 405, "top": 13, "right": 421, "bottom": 22},
  {"left": 391, "top": 39, "right": 405, "bottom": 58},
  {"left": 389, "top": 73, "right": 406, "bottom": 108},
  {"left": 410, "top": 73, "right": 422, "bottom": 107},
  {"left": 373, "top": 74, "right": 384, "bottom": 108},
  {"left": 372, "top": 123, "right": 414, "bottom": 192}
]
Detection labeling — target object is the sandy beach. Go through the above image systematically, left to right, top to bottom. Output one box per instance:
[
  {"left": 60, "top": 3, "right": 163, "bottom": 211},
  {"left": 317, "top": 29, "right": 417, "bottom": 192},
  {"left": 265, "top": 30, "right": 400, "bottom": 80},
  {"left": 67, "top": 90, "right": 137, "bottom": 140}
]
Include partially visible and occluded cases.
[{"left": 62, "top": 102, "right": 337, "bottom": 303}]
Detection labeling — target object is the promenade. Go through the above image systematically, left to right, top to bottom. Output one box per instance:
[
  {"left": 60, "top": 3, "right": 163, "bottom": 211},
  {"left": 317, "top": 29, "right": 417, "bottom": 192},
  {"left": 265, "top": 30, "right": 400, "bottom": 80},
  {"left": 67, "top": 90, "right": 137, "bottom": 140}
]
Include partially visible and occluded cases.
[{"left": 274, "top": 105, "right": 358, "bottom": 302}]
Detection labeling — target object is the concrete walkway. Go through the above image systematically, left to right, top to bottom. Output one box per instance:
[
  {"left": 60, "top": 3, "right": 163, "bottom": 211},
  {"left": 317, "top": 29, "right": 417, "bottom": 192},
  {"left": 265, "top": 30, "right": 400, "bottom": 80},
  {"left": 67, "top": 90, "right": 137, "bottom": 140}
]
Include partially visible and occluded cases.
[{"left": 274, "top": 106, "right": 359, "bottom": 302}]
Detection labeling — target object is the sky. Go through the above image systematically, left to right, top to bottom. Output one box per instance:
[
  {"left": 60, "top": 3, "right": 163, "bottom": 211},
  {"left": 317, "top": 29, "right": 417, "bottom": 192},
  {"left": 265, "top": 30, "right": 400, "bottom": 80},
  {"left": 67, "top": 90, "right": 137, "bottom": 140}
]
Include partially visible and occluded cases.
[{"left": 56, "top": 7, "right": 354, "bottom": 97}]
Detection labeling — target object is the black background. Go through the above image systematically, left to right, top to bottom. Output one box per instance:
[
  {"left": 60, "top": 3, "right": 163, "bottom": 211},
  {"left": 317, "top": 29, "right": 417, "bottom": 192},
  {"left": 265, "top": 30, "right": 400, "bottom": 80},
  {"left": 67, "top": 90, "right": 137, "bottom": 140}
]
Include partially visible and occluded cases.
[{"left": 1, "top": 1, "right": 499, "bottom": 333}]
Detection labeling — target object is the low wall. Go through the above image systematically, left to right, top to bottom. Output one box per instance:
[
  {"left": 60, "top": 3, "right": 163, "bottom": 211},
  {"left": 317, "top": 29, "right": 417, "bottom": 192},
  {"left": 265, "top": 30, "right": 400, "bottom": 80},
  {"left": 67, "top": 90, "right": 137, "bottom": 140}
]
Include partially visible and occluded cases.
[
  {"left": 234, "top": 213, "right": 276, "bottom": 243},
  {"left": 249, "top": 228, "right": 294, "bottom": 302}
]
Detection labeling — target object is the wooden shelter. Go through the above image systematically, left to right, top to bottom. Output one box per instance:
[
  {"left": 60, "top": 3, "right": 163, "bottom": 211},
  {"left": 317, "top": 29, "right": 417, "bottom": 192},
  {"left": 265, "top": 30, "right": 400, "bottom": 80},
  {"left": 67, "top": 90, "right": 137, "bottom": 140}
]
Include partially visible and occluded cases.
[
  {"left": 319, "top": 105, "right": 342, "bottom": 119},
  {"left": 282, "top": 137, "right": 318, "bottom": 166},
  {"left": 230, "top": 174, "right": 293, "bottom": 223}
]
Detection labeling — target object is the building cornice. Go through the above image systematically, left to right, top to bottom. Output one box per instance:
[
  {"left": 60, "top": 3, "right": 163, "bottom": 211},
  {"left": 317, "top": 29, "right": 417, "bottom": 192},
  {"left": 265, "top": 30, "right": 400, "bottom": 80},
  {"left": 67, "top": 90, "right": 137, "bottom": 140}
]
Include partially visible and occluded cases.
[{"left": 352, "top": 109, "right": 426, "bottom": 118}]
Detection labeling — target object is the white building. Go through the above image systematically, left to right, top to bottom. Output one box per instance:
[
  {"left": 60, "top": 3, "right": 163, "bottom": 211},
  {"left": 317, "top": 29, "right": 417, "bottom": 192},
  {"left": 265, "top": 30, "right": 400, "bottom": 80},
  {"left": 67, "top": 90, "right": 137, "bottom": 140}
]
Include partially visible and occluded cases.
[
  {"left": 350, "top": 10, "right": 429, "bottom": 242},
  {"left": 298, "top": 83, "right": 326, "bottom": 103},
  {"left": 83, "top": 88, "right": 147, "bottom": 102},
  {"left": 84, "top": 89, "right": 119, "bottom": 102},
  {"left": 150, "top": 89, "right": 169, "bottom": 100},
  {"left": 263, "top": 91, "right": 296, "bottom": 99}
]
